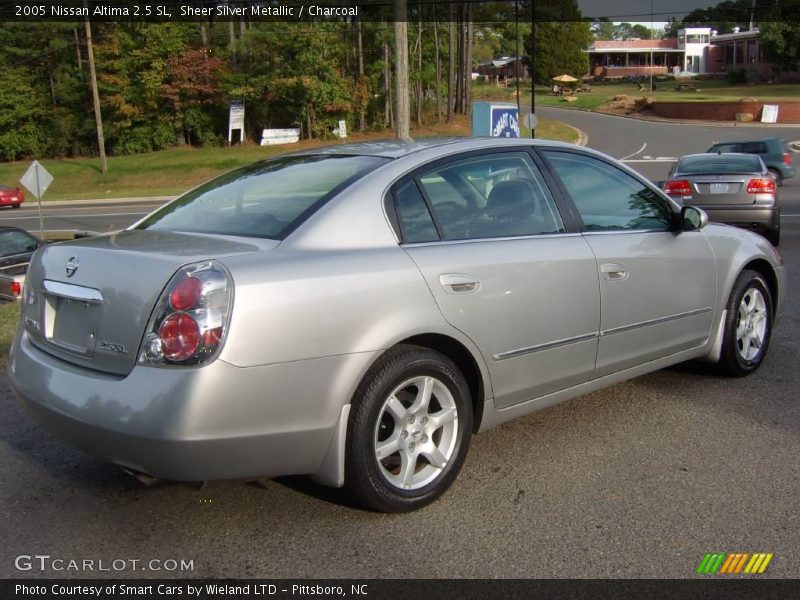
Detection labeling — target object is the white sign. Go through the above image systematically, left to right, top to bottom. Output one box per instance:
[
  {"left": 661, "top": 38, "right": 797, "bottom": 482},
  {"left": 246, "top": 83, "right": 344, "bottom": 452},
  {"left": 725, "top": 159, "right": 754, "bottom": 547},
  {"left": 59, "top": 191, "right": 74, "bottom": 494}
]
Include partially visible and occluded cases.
[
  {"left": 228, "top": 100, "right": 245, "bottom": 142},
  {"left": 761, "top": 104, "right": 779, "bottom": 124},
  {"left": 523, "top": 112, "right": 538, "bottom": 130},
  {"left": 333, "top": 120, "right": 347, "bottom": 139},
  {"left": 260, "top": 128, "right": 301, "bottom": 146},
  {"left": 20, "top": 160, "right": 53, "bottom": 200}
]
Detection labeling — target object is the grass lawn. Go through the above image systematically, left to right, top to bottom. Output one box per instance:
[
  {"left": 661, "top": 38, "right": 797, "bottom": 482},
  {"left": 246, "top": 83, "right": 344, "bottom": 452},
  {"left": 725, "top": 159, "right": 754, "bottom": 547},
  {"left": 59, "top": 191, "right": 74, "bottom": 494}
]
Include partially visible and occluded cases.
[
  {"left": 0, "top": 115, "right": 578, "bottom": 202},
  {"left": 0, "top": 301, "right": 19, "bottom": 363}
]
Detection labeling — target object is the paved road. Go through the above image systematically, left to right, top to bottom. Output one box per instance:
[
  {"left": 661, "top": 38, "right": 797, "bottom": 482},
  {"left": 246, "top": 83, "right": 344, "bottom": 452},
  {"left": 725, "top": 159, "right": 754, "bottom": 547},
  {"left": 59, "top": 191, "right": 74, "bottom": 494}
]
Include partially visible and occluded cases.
[
  {"left": 540, "top": 107, "right": 800, "bottom": 216},
  {"left": 1, "top": 114, "right": 799, "bottom": 579},
  {"left": 0, "top": 198, "right": 167, "bottom": 234}
]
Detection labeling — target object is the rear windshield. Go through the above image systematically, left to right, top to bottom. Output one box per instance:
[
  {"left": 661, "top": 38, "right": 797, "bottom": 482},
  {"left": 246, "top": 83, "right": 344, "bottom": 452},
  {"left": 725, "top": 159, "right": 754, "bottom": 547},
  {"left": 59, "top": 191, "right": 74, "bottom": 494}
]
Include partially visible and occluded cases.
[
  {"left": 138, "top": 154, "right": 389, "bottom": 239},
  {"left": 678, "top": 155, "right": 762, "bottom": 175},
  {"left": 0, "top": 229, "right": 38, "bottom": 257}
]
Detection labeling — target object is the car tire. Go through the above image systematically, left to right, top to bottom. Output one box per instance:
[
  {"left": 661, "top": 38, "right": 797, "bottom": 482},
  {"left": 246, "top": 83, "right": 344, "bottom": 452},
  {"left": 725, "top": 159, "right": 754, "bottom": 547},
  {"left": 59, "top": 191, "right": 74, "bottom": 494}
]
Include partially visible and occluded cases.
[
  {"left": 768, "top": 168, "right": 783, "bottom": 187},
  {"left": 12, "top": 204, "right": 20, "bottom": 209},
  {"left": 717, "top": 270, "right": 773, "bottom": 377},
  {"left": 345, "top": 344, "right": 472, "bottom": 512}
]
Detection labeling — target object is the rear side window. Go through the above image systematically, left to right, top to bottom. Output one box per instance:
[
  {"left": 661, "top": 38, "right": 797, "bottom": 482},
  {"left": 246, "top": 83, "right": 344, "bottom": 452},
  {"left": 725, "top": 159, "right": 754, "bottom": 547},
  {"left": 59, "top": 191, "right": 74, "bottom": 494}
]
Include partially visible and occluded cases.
[
  {"left": 740, "top": 142, "right": 768, "bottom": 154},
  {"left": 544, "top": 151, "right": 672, "bottom": 232},
  {"left": 412, "top": 152, "right": 565, "bottom": 240},
  {"left": 138, "top": 155, "right": 389, "bottom": 239},
  {"left": 395, "top": 181, "right": 439, "bottom": 243}
]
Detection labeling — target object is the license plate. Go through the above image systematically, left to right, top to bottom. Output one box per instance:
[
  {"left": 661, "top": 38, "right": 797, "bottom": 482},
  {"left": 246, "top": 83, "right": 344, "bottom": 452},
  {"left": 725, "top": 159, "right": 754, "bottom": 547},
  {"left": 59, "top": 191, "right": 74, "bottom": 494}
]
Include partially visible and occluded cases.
[
  {"left": 710, "top": 183, "right": 729, "bottom": 194},
  {"left": 47, "top": 296, "right": 99, "bottom": 355}
]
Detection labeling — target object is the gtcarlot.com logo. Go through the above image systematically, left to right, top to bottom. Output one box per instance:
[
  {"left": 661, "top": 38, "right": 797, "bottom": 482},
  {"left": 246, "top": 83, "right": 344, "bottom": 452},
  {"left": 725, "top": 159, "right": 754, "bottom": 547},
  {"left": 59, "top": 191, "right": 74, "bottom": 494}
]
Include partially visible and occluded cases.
[
  {"left": 696, "top": 552, "right": 773, "bottom": 574},
  {"left": 15, "top": 554, "right": 194, "bottom": 572}
]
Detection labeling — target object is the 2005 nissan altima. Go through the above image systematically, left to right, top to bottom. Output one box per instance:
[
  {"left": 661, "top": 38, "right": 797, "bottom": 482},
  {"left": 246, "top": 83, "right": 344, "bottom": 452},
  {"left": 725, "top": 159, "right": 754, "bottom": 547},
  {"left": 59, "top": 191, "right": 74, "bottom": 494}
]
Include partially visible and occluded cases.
[{"left": 8, "top": 139, "right": 784, "bottom": 512}]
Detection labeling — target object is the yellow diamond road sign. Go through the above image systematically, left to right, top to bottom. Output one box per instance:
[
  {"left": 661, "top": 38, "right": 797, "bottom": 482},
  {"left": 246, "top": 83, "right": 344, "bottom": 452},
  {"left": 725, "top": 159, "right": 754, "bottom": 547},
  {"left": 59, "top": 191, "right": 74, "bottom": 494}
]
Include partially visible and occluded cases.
[{"left": 20, "top": 160, "right": 53, "bottom": 200}]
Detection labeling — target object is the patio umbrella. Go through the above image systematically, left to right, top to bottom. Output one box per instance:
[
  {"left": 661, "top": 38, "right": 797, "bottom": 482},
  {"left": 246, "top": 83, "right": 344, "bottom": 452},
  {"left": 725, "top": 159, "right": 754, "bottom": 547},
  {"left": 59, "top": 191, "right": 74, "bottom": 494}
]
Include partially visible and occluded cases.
[{"left": 552, "top": 74, "right": 578, "bottom": 83}]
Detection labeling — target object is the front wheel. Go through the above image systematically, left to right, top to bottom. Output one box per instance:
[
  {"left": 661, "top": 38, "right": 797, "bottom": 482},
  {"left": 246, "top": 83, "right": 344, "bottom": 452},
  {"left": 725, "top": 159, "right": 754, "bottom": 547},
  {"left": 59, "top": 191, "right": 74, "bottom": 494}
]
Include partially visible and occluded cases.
[
  {"left": 717, "top": 270, "right": 774, "bottom": 377},
  {"left": 345, "top": 345, "right": 472, "bottom": 512}
]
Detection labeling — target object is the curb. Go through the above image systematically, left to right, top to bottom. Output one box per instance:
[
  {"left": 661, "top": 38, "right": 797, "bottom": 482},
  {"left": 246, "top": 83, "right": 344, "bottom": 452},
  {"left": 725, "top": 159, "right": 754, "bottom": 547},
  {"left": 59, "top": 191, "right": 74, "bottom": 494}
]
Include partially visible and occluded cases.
[
  {"left": 542, "top": 106, "right": 800, "bottom": 128},
  {"left": 564, "top": 123, "right": 589, "bottom": 146}
]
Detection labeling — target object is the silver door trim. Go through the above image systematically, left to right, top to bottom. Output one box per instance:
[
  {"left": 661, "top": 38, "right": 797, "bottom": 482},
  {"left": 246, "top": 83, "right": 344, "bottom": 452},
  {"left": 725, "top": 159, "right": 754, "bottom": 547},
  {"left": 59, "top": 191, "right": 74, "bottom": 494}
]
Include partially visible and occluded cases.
[
  {"left": 600, "top": 307, "right": 713, "bottom": 337},
  {"left": 493, "top": 332, "right": 599, "bottom": 361}
]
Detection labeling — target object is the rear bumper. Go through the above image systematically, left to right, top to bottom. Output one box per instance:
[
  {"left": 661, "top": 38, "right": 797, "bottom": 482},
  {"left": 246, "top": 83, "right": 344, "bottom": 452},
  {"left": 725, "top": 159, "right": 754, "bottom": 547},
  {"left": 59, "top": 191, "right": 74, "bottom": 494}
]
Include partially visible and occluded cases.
[
  {"left": 774, "top": 164, "right": 796, "bottom": 180},
  {"left": 698, "top": 206, "right": 779, "bottom": 233},
  {"left": 7, "top": 329, "right": 376, "bottom": 482}
]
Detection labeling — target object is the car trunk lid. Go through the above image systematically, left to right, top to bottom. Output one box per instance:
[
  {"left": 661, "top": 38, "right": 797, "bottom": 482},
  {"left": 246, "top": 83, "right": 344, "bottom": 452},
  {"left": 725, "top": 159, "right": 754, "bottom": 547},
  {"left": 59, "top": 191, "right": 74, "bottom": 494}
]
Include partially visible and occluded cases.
[
  {"left": 678, "top": 174, "right": 760, "bottom": 205},
  {"left": 22, "top": 230, "right": 272, "bottom": 375}
]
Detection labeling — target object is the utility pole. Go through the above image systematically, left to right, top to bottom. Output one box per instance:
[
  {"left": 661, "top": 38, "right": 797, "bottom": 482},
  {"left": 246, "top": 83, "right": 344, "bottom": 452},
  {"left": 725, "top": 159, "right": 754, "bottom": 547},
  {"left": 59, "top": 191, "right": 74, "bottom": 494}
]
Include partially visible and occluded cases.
[
  {"left": 394, "top": 0, "right": 411, "bottom": 140},
  {"left": 84, "top": 13, "right": 107, "bottom": 174}
]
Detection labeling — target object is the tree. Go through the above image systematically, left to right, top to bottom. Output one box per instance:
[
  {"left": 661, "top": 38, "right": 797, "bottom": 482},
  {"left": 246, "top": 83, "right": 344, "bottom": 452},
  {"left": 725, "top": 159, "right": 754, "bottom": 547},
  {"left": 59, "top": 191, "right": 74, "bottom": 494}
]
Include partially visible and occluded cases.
[
  {"left": 394, "top": 0, "right": 410, "bottom": 140},
  {"left": 523, "top": 0, "right": 590, "bottom": 81},
  {"left": 593, "top": 19, "right": 615, "bottom": 41},
  {"left": 760, "top": 22, "right": 800, "bottom": 77},
  {"left": 613, "top": 23, "right": 635, "bottom": 40},
  {"left": 631, "top": 24, "right": 653, "bottom": 40}
]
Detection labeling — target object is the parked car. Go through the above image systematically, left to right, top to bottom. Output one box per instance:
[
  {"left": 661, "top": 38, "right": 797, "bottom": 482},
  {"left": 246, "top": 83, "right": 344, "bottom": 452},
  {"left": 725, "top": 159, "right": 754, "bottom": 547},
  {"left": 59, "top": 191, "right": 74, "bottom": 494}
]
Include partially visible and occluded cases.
[
  {"left": 706, "top": 138, "right": 796, "bottom": 186},
  {"left": 8, "top": 139, "right": 784, "bottom": 512},
  {"left": 662, "top": 153, "right": 780, "bottom": 246},
  {"left": 0, "top": 184, "right": 25, "bottom": 208},
  {"left": 0, "top": 226, "right": 44, "bottom": 301}
]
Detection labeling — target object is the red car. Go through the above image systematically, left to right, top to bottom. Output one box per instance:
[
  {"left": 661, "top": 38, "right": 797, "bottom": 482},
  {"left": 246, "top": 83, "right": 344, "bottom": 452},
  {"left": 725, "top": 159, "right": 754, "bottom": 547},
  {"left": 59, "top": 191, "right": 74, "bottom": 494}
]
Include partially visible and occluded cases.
[{"left": 0, "top": 184, "right": 24, "bottom": 208}]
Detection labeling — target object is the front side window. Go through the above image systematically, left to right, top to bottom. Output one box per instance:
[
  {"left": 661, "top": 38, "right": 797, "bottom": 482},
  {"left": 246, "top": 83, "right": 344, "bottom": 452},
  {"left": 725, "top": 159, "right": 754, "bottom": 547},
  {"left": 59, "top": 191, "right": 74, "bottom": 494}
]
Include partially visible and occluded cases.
[
  {"left": 544, "top": 151, "right": 672, "bottom": 232},
  {"left": 412, "top": 152, "right": 565, "bottom": 240},
  {"left": 138, "top": 154, "right": 389, "bottom": 239}
]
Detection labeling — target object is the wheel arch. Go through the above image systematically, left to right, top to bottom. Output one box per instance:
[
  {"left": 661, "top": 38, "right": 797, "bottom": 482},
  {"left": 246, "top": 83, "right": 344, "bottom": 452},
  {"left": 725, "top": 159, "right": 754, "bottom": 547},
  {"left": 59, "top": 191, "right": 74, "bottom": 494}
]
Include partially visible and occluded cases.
[
  {"left": 742, "top": 258, "right": 779, "bottom": 313},
  {"left": 396, "top": 333, "right": 487, "bottom": 432}
]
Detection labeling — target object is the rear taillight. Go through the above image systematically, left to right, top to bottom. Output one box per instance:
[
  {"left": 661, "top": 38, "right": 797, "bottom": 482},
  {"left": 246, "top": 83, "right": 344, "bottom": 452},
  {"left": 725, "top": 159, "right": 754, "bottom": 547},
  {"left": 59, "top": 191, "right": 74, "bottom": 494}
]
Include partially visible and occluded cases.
[
  {"left": 784, "top": 153, "right": 792, "bottom": 165},
  {"left": 747, "top": 178, "right": 776, "bottom": 194},
  {"left": 664, "top": 180, "right": 692, "bottom": 196},
  {"left": 139, "top": 261, "right": 232, "bottom": 366},
  {"left": 11, "top": 281, "right": 21, "bottom": 297}
]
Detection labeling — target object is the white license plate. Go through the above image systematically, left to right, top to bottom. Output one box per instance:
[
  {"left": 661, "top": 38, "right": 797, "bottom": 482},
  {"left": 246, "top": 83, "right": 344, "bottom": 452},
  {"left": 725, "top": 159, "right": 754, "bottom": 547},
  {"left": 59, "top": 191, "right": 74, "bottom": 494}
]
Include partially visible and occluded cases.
[{"left": 710, "top": 183, "right": 729, "bottom": 194}]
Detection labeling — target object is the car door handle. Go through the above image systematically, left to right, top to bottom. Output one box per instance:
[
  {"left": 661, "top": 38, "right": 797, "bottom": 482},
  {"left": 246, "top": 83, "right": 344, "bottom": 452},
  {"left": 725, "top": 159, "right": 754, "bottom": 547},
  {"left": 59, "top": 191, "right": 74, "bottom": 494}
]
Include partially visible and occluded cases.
[
  {"left": 600, "top": 263, "right": 628, "bottom": 281},
  {"left": 439, "top": 274, "right": 481, "bottom": 294}
]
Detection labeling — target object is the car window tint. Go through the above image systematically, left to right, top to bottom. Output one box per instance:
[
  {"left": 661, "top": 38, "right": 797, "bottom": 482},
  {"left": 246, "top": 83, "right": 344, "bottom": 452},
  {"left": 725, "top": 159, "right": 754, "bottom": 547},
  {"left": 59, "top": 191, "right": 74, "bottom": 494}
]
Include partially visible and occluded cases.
[
  {"left": 740, "top": 142, "right": 768, "bottom": 154},
  {"left": 544, "top": 151, "right": 672, "bottom": 232},
  {"left": 416, "top": 153, "right": 564, "bottom": 240},
  {"left": 138, "top": 155, "right": 389, "bottom": 239},
  {"left": 678, "top": 155, "right": 762, "bottom": 174},
  {"left": 395, "top": 181, "right": 439, "bottom": 243},
  {"left": 0, "top": 230, "right": 38, "bottom": 257}
]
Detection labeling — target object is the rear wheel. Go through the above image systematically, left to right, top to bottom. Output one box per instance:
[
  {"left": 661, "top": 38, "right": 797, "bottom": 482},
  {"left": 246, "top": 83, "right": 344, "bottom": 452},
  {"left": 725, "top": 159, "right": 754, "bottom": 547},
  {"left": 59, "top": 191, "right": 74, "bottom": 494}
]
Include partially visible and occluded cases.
[
  {"left": 768, "top": 168, "right": 783, "bottom": 187},
  {"left": 12, "top": 203, "right": 20, "bottom": 209},
  {"left": 717, "top": 270, "right": 773, "bottom": 377},
  {"left": 345, "top": 344, "right": 472, "bottom": 512}
]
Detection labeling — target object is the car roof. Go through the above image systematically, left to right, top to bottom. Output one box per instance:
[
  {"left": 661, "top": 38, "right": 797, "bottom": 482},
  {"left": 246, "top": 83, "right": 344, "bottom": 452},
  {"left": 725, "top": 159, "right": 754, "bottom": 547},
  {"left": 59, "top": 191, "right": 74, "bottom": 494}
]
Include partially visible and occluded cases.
[
  {"left": 289, "top": 137, "right": 577, "bottom": 159},
  {"left": 709, "top": 138, "right": 783, "bottom": 146}
]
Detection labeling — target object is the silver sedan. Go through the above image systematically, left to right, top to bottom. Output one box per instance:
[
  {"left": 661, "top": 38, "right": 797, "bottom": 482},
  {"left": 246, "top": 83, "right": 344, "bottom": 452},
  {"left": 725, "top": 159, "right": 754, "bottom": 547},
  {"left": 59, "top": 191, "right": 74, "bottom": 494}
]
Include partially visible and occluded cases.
[{"left": 8, "top": 139, "right": 785, "bottom": 512}]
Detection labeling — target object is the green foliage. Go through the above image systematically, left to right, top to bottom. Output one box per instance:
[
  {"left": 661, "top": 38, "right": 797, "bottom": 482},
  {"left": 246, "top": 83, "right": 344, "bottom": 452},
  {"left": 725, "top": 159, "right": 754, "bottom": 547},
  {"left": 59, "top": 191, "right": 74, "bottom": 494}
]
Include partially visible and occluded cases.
[
  {"left": 527, "top": 21, "right": 591, "bottom": 82},
  {"left": 759, "top": 22, "right": 800, "bottom": 77},
  {"left": 726, "top": 69, "right": 749, "bottom": 85}
]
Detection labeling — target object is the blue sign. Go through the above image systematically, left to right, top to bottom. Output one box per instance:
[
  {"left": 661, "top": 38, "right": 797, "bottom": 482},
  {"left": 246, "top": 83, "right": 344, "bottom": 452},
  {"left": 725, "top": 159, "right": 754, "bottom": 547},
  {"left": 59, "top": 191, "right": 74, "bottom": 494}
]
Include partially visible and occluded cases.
[{"left": 491, "top": 108, "right": 520, "bottom": 138}]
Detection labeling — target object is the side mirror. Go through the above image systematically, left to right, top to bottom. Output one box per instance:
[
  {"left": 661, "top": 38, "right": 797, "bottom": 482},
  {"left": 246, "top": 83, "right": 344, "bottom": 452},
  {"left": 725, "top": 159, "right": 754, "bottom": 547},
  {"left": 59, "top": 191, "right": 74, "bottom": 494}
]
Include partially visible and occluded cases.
[{"left": 681, "top": 206, "right": 708, "bottom": 231}]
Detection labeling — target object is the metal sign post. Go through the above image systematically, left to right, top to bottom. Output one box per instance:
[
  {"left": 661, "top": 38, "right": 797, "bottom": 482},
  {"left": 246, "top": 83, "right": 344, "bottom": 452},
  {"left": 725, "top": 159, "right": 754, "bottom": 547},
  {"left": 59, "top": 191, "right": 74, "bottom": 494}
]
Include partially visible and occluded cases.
[{"left": 19, "top": 160, "right": 54, "bottom": 239}]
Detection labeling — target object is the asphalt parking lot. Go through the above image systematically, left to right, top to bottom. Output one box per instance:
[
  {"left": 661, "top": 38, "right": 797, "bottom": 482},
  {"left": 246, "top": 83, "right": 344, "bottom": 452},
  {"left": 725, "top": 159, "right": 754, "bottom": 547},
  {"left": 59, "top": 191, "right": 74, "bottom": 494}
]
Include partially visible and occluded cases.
[{"left": 1, "top": 115, "right": 799, "bottom": 579}]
